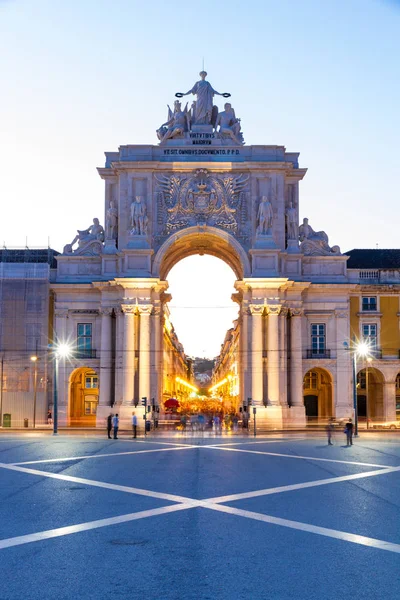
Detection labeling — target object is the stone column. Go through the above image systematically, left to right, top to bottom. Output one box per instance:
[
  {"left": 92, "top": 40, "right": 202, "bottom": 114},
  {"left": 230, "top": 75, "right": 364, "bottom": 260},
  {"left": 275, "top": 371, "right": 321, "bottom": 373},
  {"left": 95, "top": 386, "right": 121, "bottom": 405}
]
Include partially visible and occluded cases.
[
  {"left": 240, "top": 304, "right": 251, "bottom": 405},
  {"left": 121, "top": 305, "right": 136, "bottom": 405},
  {"left": 138, "top": 305, "right": 152, "bottom": 403},
  {"left": 249, "top": 305, "right": 264, "bottom": 406},
  {"left": 267, "top": 305, "right": 281, "bottom": 405},
  {"left": 151, "top": 306, "right": 162, "bottom": 405},
  {"left": 279, "top": 307, "right": 289, "bottom": 406},
  {"left": 53, "top": 308, "right": 69, "bottom": 425},
  {"left": 54, "top": 308, "right": 69, "bottom": 343},
  {"left": 98, "top": 308, "right": 113, "bottom": 407},
  {"left": 290, "top": 308, "right": 304, "bottom": 406},
  {"left": 335, "top": 310, "right": 352, "bottom": 416},
  {"left": 384, "top": 381, "right": 397, "bottom": 421}
]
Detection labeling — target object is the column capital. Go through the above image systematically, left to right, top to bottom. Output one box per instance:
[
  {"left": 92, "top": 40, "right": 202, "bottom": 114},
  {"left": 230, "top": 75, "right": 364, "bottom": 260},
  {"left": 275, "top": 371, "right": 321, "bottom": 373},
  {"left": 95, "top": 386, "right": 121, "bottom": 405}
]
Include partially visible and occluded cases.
[
  {"left": 121, "top": 304, "right": 137, "bottom": 315},
  {"left": 137, "top": 304, "right": 153, "bottom": 316},
  {"left": 249, "top": 304, "right": 265, "bottom": 316},
  {"left": 267, "top": 305, "right": 281, "bottom": 316},
  {"left": 152, "top": 306, "right": 162, "bottom": 317},
  {"left": 279, "top": 306, "right": 289, "bottom": 317},
  {"left": 99, "top": 307, "right": 113, "bottom": 317},
  {"left": 290, "top": 307, "right": 304, "bottom": 317},
  {"left": 54, "top": 308, "right": 69, "bottom": 318},
  {"left": 335, "top": 310, "right": 348, "bottom": 319}
]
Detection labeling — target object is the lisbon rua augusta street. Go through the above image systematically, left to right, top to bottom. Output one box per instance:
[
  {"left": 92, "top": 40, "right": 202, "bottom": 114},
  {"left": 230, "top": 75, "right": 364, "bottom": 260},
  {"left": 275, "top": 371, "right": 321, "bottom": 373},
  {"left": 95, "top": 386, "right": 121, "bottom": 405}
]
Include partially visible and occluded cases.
[{"left": 1, "top": 71, "right": 400, "bottom": 431}]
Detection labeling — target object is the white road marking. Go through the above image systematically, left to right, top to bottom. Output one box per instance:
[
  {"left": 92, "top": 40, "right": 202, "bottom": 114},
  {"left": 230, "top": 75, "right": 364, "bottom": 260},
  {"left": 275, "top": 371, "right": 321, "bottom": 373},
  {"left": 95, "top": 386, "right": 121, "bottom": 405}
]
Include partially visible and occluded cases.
[
  {"left": 12, "top": 445, "right": 197, "bottom": 466},
  {"left": 203, "top": 445, "right": 393, "bottom": 469},
  {"left": 0, "top": 462, "right": 203, "bottom": 506},
  {"left": 206, "top": 465, "right": 400, "bottom": 503},
  {"left": 205, "top": 503, "right": 400, "bottom": 554},
  {"left": 0, "top": 504, "right": 193, "bottom": 550}
]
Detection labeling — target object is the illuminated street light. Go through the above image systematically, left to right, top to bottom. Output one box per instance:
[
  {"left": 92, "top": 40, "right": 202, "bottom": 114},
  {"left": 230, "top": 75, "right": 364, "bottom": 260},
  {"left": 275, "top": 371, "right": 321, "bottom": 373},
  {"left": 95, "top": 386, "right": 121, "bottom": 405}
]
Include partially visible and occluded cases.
[
  {"left": 349, "top": 339, "right": 373, "bottom": 436},
  {"left": 52, "top": 342, "right": 73, "bottom": 435},
  {"left": 30, "top": 355, "right": 38, "bottom": 429}
]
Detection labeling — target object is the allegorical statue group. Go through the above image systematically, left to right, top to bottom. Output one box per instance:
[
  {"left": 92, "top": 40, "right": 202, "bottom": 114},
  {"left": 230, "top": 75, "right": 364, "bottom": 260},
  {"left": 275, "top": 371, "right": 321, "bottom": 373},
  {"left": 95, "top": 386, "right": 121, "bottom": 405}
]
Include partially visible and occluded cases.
[{"left": 156, "top": 71, "right": 244, "bottom": 145}]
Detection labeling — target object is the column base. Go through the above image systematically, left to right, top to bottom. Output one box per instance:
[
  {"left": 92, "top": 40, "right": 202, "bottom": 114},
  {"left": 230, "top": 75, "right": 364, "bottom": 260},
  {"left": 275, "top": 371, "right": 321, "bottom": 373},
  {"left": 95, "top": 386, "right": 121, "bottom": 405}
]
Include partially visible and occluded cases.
[
  {"left": 253, "top": 405, "right": 307, "bottom": 430},
  {"left": 287, "top": 405, "right": 306, "bottom": 427}
]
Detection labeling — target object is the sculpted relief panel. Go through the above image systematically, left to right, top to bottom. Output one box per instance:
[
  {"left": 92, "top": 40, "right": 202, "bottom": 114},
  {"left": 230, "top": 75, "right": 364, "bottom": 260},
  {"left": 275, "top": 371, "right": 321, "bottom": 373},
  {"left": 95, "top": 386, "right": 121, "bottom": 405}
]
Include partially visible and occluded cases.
[{"left": 154, "top": 169, "right": 250, "bottom": 245}]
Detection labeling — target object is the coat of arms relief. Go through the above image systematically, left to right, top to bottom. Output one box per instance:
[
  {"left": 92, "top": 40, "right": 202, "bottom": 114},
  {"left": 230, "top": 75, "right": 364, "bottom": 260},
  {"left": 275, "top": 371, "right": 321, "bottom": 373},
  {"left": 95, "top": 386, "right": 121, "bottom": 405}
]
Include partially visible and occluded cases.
[{"left": 154, "top": 169, "right": 250, "bottom": 239}]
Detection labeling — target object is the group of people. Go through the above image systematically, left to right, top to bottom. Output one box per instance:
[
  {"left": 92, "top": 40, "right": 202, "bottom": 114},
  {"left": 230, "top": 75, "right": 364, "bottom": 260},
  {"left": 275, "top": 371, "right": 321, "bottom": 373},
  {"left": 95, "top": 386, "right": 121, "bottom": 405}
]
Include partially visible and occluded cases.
[
  {"left": 107, "top": 412, "right": 139, "bottom": 439},
  {"left": 179, "top": 413, "right": 241, "bottom": 433},
  {"left": 326, "top": 418, "right": 354, "bottom": 446}
]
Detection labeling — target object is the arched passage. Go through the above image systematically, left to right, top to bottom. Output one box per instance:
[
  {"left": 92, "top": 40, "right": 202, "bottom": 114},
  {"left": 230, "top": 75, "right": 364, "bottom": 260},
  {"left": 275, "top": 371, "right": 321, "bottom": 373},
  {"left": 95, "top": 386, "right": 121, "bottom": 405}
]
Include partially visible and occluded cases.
[
  {"left": 152, "top": 225, "right": 251, "bottom": 280},
  {"left": 69, "top": 367, "right": 99, "bottom": 427},
  {"left": 357, "top": 367, "right": 384, "bottom": 423},
  {"left": 303, "top": 368, "right": 333, "bottom": 421}
]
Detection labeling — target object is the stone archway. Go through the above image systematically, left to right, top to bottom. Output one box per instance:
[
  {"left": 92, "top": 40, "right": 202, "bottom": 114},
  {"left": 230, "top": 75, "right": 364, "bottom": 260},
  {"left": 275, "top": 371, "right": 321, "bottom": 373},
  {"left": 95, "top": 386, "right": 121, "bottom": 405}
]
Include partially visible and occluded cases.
[
  {"left": 69, "top": 367, "right": 99, "bottom": 427},
  {"left": 357, "top": 367, "right": 384, "bottom": 423},
  {"left": 303, "top": 368, "right": 333, "bottom": 421}
]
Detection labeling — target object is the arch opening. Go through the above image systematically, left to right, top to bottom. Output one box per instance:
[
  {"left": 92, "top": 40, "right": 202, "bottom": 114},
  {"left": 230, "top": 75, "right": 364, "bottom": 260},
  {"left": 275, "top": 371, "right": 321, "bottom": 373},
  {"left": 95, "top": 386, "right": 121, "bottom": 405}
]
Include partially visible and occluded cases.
[
  {"left": 69, "top": 367, "right": 99, "bottom": 427},
  {"left": 356, "top": 367, "right": 385, "bottom": 425},
  {"left": 303, "top": 368, "right": 333, "bottom": 422}
]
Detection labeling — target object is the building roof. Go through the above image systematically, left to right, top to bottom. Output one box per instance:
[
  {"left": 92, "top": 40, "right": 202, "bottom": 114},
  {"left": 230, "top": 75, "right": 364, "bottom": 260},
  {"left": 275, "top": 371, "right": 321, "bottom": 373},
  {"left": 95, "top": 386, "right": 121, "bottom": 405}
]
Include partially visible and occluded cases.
[
  {"left": 0, "top": 248, "right": 59, "bottom": 269},
  {"left": 345, "top": 249, "right": 400, "bottom": 269}
]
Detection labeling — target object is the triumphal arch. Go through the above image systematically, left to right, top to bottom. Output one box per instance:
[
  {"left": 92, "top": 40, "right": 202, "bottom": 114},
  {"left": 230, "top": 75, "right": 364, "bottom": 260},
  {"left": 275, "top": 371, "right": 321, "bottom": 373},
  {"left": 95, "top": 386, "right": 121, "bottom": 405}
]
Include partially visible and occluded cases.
[{"left": 54, "top": 72, "right": 350, "bottom": 429}]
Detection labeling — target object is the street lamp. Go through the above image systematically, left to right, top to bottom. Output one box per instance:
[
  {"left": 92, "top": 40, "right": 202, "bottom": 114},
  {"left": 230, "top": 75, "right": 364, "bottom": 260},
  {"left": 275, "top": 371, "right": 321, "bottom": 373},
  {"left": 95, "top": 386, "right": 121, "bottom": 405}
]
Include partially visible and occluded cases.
[
  {"left": 349, "top": 339, "right": 373, "bottom": 437},
  {"left": 53, "top": 343, "right": 73, "bottom": 436},
  {"left": 30, "top": 355, "right": 38, "bottom": 429}
]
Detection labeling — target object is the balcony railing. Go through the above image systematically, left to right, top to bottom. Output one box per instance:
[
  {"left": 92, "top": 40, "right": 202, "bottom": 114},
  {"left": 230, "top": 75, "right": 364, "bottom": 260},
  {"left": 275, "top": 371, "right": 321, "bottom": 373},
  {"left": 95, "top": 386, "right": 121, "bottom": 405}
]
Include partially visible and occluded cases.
[
  {"left": 368, "top": 348, "right": 382, "bottom": 359},
  {"left": 74, "top": 349, "right": 97, "bottom": 359},
  {"left": 306, "top": 349, "right": 331, "bottom": 359}
]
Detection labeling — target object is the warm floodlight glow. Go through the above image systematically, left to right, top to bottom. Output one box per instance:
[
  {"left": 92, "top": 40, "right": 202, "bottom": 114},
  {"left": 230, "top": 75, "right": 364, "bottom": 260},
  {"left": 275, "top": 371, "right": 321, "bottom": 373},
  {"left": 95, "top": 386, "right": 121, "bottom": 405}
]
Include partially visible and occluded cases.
[
  {"left": 30, "top": 355, "right": 38, "bottom": 362},
  {"left": 175, "top": 377, "right": 198, "bottom": 393},
  {"left": 209, "top": 377, "right": 228, "bottom": 393}
]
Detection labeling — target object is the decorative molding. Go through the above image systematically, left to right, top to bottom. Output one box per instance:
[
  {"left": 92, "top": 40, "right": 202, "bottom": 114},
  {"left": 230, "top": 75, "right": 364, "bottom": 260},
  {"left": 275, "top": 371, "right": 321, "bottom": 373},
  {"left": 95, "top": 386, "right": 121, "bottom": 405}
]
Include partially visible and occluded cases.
[
  {"left": 137, "top": 304, "right": 153, "bottom": 316},
  {"left": 249, "top": 304, "right": 265, "bottom": 316},
  {"left": 121, "top": 305, "right": 137, "bottom": 315},
  {"left": 267, "top": 305, "right": 281, "bottom": 316},
  {"left": 279, "top": 306, "right": 289, "bottom": 318},
  {"left": 99, "top": 308, "right": 113, "bottom": 317},
  {"left": 290, "top": 308, "right": 304, "bottom": 317},
  {"left": 54, "top": 309, "right": 69, "bottom": 318},
  {"left": 70, "top": 309, "right": 99, "bottom": 315},
  {"left": 335, "top": 310, "right": 348, "bottom": 319}
]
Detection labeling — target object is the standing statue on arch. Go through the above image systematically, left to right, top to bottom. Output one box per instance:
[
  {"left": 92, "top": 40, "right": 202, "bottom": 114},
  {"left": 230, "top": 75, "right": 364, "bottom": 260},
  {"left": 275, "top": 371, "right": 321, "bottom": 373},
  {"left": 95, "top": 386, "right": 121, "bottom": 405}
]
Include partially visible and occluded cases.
[{"left": 176, "top": 71, "right": 231, "bottom": 126}]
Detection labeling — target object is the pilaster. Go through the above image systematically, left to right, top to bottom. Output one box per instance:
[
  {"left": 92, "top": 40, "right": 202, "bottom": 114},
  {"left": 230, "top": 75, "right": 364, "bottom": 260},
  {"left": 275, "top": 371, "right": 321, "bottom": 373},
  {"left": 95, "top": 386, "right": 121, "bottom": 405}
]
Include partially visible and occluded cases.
[
  {"left": 249, "top": 304, "right": 265, "bottom": 406},
  {"left": 267, "top": 305, "right": 281, "bottom": 405}
]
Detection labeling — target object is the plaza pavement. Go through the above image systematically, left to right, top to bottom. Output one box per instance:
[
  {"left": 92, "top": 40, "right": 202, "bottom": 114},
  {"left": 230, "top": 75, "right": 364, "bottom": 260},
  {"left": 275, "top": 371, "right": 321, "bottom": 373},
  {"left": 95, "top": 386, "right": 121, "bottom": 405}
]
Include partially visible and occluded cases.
[{"left": 0, "top": 431, "right": 399, "bottom": 600}]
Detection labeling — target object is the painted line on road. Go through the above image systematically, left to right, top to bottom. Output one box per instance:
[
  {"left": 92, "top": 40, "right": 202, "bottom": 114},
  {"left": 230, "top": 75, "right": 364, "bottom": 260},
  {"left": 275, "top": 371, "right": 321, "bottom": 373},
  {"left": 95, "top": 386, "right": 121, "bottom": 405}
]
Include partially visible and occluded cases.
[
  {"left": 11, "top": 445, "right": 198, "bottom": 466},
  {"left": 202, "top": 445, "right": 393, "bottom": 469},
  {"left": 0, "top": 462, "right": 204, "bottom": 506},
  {"left": 206, "top": 465, "right": 400, "bottom": 503},
  {"left": 0, "top": 503, "right": 193, "bottom": 550},
  {"left": 205, "top": 503, "right": 400, "bottom": 554}
]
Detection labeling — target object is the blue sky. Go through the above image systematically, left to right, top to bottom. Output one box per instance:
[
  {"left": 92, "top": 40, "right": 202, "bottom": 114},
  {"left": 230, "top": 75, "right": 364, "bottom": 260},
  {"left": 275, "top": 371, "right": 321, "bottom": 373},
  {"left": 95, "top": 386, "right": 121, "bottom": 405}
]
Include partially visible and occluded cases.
[{"left": 1, "top": 0, "right": 399, "bottom": 356}]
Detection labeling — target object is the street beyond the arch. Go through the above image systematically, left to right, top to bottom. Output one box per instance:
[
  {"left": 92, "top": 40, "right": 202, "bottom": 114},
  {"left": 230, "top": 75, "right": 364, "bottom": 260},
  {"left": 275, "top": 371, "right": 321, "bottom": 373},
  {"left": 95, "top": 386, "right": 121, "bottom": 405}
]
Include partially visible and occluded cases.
[{"left": 0, "top": 432, "right": 399, "bottom": 600}]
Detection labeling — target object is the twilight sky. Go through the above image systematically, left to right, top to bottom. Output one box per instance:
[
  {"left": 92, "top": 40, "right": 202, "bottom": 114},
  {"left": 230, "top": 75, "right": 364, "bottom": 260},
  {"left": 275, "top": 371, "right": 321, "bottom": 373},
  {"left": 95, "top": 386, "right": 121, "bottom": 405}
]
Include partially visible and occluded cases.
[{"left": 1, "top": 0, "right": 399, "bottom": 357}]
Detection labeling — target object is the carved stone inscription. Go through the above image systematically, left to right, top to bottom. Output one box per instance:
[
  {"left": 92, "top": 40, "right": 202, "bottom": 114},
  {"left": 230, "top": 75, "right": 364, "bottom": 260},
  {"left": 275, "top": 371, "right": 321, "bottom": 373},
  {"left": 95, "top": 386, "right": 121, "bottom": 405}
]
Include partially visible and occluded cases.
[{"left": 155, "top": 169, "right": 249, "bottom": 235}]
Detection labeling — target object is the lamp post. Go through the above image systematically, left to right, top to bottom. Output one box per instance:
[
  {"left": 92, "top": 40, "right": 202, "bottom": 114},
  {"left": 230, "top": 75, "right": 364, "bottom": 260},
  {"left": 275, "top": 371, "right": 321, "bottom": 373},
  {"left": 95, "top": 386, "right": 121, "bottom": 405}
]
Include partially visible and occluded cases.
[
  {"left": 351, "top": 340, "right": 372, "bottom": 437},
  {"left": 52, "top": 343, "right": 72, "bottom": 436},
  {"left": 30, "top": 355, "right": 38, "bottom": 429}
]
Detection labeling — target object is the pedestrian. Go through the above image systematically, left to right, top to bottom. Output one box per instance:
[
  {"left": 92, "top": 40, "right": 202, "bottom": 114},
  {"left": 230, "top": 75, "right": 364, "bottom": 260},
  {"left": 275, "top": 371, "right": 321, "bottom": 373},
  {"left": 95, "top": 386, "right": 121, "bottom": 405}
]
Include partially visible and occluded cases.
[
  {"left": 47, "top": 409, "right": 52, "bottom": 425},
  {"left": 132, "top": 412, "right": 138, "bottom": 439},
  {"left": 107, "top": 413, "right": 113, "bottom": 439},
  {"left": 112, "top": 413, "right": 119, "bottom": 439},
  {"left": 326, "top": 418, "right": 334, "bottom": 445},
  {"left": 345, "top": 418, "right": 353, "bottom": 446}
]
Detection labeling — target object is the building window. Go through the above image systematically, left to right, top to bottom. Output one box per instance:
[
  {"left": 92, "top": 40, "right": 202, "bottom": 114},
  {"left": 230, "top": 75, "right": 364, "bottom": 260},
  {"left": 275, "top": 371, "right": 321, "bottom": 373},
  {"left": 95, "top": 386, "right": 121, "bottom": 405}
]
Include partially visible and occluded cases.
[
  {"left": 362, "top": 297, "right": 377, "bottom": 312},
  {"left": 26, "top": 323, "right": 41, "bottom": 352},
  {"left": 77, "top": 323, "right": 92, "bottom": 353},
  {"left": 362, "top": 323, "right": 377, "bottom": 348},
  {"left": 311, "top": 324, "right": 326, "bottom": 355},
  {"left": 357, "top": 371, "right": 366, "bottom": 390},
  {"left": 304, "top": 372, "right": 318, "bottom": 390},
  {"left": 396, "top": 373, "right": 400, "bottom": 393},
  {"left": 85, "top": 375, "right": 98, "bottom": 389}
]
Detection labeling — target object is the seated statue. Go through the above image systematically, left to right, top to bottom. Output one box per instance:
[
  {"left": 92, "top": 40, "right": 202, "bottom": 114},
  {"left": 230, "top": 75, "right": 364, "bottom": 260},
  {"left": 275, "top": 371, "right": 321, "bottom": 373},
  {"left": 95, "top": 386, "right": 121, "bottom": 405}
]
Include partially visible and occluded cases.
[
  {"left": 157, "top": 100, "right": 188, "bottom": 143},
  {"left": 214, "top": 103, "right": 243, "bottom": 144},
  {"left": 63, "top": 218, "right": 105, "bottom": 253},
  {"left": 299, "top": 218, "right": 340, "bottom": 255}
]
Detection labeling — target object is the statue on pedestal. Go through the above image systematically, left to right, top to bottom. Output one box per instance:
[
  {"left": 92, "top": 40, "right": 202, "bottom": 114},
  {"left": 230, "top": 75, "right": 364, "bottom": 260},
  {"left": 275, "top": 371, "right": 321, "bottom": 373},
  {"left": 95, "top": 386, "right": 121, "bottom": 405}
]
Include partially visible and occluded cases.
[
  {"left": 175, "top": 71, "right": 230, "bottom": 126},
  {"left": 157, "top": 100, "right": 189, "bottom": 142},
  {"left": 214, "top": 103, "right": 243, "bottom": 144},
  {"left": 130, "top": 196, "right": 148, "bottom": 236},
  {"left": 257, "top": 196, "right": 273, "bottom": 235},
  {"left": 105, "top": 200, "right": 118, "bottom": 240},
  {"left": 286, "top": 203, "right": 298, "bottom": 240},
  {"left": 63, "top": 218, "right": 105, "bottom": 254},
  {"left": 299, "top": 218, "right": 341, "bottom": 255}
]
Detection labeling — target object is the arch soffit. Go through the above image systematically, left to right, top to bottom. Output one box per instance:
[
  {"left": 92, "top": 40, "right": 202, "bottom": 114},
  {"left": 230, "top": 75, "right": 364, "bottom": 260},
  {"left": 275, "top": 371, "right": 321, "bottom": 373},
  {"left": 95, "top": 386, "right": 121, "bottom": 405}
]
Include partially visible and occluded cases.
[
  {"left": 152, "top": 226, "right": 251, "bottom": 280},
  {"left": 69, "top": 366, "right": 98, "bottom": 385},
  {"left": 303, "top": 366, "right": 334, "bottom": 383},
  {"left": 356, "top": 366, "right": 386, "bottom": 383}
]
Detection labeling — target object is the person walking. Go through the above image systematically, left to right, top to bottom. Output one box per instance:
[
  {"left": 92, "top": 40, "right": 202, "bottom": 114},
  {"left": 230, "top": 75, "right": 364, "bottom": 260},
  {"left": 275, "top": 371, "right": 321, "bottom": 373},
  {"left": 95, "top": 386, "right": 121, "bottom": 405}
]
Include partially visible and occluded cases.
[
  {"left": 47, "top": 409, "right": 52, "bottom": 425},
  {"left": 132, "top": 412, "right": 138, "bottom": 439},
  {"left": 107, "top": 413, "right": 113, "bottom": 439},
  {"left": 112, "top": 413, "right": 119, "bottom": 439},
  {"left": 326, "top": 418, "right": 334, "bottom": 445},
  {"left": 345, "top": 418, "right": 353, "bottom": 446}
]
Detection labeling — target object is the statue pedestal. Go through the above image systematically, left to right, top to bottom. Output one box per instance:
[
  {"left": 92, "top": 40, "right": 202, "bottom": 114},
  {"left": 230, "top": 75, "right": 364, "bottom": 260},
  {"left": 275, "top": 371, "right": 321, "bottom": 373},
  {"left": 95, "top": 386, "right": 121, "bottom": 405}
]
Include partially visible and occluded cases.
[
  {"left": 191, "top": 125, "right": 214, "bottom": 134},
  {"left": 254, "top": 234, "right": 277, "bottom": 249},
  {"left": 127, "top": 235, "right": 150, "bottom": 249},
  {"left": 103, "top": 239, "right": 117, "bottom": 254},
  {"left": 286, "top": 239, "right": 300, "bottom": 254}
]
